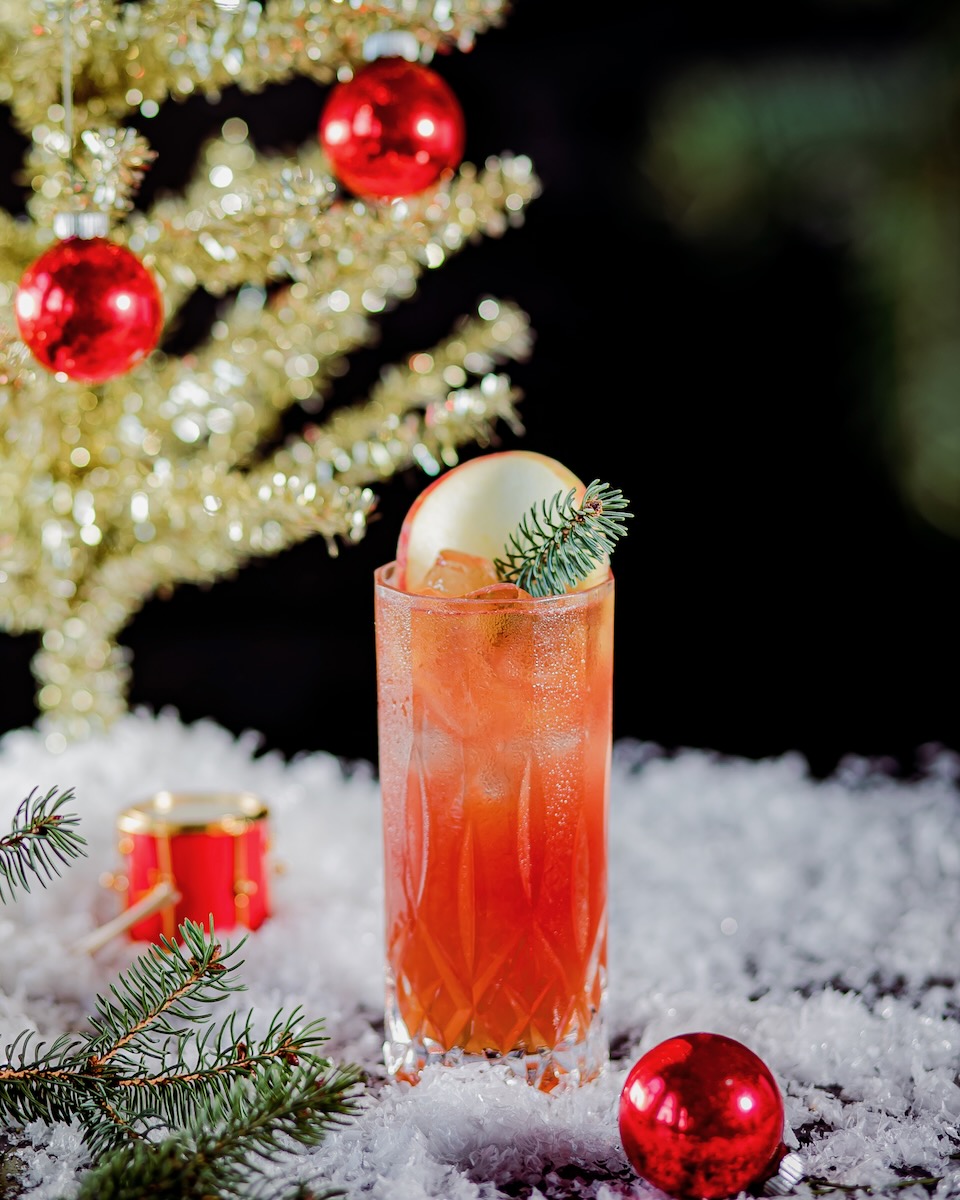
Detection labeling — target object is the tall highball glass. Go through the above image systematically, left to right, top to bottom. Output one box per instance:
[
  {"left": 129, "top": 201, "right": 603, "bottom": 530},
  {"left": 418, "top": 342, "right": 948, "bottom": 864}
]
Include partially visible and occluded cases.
[{"left": 374, "top": 562, "right": 614, "bottom": 1090}]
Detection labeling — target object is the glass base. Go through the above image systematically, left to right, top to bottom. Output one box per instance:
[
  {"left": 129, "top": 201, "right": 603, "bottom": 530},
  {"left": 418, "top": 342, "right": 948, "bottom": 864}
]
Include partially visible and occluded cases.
[{"left": 383, "top": 993, "right": 609, "bottom": 1093}]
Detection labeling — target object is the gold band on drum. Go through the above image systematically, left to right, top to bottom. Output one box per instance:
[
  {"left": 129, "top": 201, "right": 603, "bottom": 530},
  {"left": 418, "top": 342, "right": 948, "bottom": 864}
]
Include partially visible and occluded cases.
[{"left": 117, "top": 790, "right": 269, "bottom": 837}]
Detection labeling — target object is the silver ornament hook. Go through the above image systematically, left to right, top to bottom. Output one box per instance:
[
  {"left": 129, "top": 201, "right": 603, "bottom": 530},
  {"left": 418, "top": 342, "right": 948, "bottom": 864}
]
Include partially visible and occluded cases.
[
  {"left": 362, "top": 30, "right": 420, "bottom": 63},
  {"left": 52, "top": 211, "right": 110, "bottom": 240},
  {"left": 763, "top": 1151, "right": 807, "bottom": 1196}
]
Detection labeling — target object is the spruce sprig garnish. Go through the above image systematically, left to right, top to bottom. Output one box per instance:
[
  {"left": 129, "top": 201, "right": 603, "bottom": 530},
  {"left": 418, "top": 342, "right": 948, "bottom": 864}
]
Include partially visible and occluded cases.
[
  {"left": 494, "top": 479, "right": 632, "bottom": 597},
  {"left": 0, "top": 786, "right": 86, "bottom": 903}
]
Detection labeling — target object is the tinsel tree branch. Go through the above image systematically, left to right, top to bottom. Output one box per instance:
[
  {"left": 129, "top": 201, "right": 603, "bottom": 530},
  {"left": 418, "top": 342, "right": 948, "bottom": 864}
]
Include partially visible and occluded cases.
[
  {"left": 0, "top": 0, "right": 511, "bottom": 133},
  {"left": 0, "top": 0, "right": 539, "bottom": 740},
  {"left": 24, "top": 126, "right": 157, "bottom": 231},
  {"left": 126, "top": 138, "right": 337, "bottom": 299},
  {"left": 132, "top": 144, "right": 537, "bottom": 301},
  {"left": 119, "top": 153, "right": 539, "bottom": 464},
  {"left": 0, "top": 215, "right": 41, "bottom": 287},
  {"left": 289, "top": 301, "right": 530, "bottom": 486},
  {"left": 22, "top": 314, "right": 524, "bottom": 726},
  {"left": 0, "top": 325, "right": 37, "bottom": 414},
  {"left": 19, "top": 476, "right": 376, "bottom": 729},
  {"left": 0, "top": 787, "right": 85, "bottom": 902}
]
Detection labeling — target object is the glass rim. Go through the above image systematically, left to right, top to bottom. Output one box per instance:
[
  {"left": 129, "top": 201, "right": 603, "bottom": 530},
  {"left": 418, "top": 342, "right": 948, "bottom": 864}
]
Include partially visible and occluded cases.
[{"left": 374, "top": 560, "right": 614, "bottom": 609}]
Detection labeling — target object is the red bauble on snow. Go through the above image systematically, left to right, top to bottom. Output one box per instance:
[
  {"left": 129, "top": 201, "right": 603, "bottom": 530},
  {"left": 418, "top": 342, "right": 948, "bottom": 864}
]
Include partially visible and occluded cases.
[
  {"left": 319, "top": 57, "right": 465, "bottom": 199},
  {"left": 15, "top": 236, "right": 163, "bottom": 384},
  {"left": 618, "top": 1032, "right": 786, "bottom": 1199}
]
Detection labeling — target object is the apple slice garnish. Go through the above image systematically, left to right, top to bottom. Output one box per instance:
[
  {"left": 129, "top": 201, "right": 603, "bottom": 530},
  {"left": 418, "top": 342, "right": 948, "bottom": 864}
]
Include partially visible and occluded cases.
[{"left": 396, "top": 449, "right": 610, "bottom": 593}]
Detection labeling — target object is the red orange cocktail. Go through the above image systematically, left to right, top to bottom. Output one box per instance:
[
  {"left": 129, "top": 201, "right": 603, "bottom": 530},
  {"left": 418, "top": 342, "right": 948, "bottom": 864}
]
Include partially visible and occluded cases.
[{"left": 374, "top": 556, "right": 614, "bottom": 1089}]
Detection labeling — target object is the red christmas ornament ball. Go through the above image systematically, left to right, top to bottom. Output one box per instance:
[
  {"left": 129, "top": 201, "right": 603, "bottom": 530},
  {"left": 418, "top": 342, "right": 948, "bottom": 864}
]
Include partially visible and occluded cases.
[
  {"left": 319, "top": 57, "right": 465, "bottom": 199},
  {"left": 15, "top": 236, "right": 163, "bottom": 384},
  {"left": 618, "top": 1032, "right": 785, "bottom": 1199}
]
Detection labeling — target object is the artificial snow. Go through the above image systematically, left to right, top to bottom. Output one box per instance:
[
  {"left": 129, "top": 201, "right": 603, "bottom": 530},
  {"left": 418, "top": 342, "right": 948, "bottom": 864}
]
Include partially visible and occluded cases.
[{"left": 0, "top": 709, "right": 959, "bottom": 1199}]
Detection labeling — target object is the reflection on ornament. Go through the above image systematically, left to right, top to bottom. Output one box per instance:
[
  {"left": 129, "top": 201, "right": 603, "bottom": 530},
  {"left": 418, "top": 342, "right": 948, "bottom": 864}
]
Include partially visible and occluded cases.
[
  {"left": 319, "top": 57, "right": 465, "bottom": 199},
  {"left": 15, "top": 236, "right": 163, "bottom": 384},
  {"left": 618, "top": 1032, "right": 786, "bottom": 1199}
]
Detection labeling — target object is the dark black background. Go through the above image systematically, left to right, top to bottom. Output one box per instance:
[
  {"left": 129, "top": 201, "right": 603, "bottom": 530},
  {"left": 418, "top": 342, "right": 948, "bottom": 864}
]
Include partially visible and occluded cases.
[{"left": 2, "top": 1, "right": 958, "bottom": 779}]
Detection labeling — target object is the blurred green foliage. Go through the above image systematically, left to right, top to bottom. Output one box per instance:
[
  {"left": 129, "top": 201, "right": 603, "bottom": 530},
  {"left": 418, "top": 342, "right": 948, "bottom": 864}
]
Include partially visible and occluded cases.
[{"left": 643, "top": 9, "right": 960, "bottom": 539}]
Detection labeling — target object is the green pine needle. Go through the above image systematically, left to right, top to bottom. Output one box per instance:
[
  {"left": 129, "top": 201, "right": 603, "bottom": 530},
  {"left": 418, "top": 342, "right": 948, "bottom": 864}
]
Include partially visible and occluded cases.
[
  {"left": 494, "top": 479, "right": 632, "bottom": 597},
  {"left": 0, "top": 787, "right": 86, "bottom": 904},
  {"left": 0, "top": 802, "right": 363, "bottom": 1199},
  {"left": 0, "top": 919, "right": 362, "bottom": 1164},
  {"left": 73, "top": 1061, "right": 363, "bottom": 1200}
]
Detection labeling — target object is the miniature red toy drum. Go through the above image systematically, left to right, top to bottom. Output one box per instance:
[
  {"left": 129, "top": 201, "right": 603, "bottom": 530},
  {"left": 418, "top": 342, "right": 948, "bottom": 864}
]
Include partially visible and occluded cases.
[{"left": 116, "top": 791, "right": 271, "bottom": 943}]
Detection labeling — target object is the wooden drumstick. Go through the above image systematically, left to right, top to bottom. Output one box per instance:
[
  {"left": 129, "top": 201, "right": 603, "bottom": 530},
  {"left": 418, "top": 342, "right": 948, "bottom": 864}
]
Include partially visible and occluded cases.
[{"left": 75, "top": 880, "right": 181, "bottom": 955}]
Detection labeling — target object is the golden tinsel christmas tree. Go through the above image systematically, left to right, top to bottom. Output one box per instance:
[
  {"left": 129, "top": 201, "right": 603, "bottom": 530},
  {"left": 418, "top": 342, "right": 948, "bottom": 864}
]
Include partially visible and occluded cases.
[{"left": 0, "top": 0, "right": 538, "bottom": 750}]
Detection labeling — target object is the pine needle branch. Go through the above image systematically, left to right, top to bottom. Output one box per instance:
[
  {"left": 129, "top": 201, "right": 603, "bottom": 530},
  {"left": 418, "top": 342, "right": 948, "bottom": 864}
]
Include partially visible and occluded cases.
[
  {"left": 494, "top": 480, "right": 633, "bottom": 598},
  {"left": 0, "top": 787, "right": 86, "bottom": 904},
  {"left": 0, "top": 791, "right": 364, "bottom": 1193},
  {"left": 0, "top": 919, "right": 360, "bottom": 1161},
  {"left": 84, "top": 920, "right": 247, "bottom": 1062},
  {"left": 0, "top": 921, "right": 242, "bottom": 1139},
  {"left": 102, "top": 1006, "right": 341, "bottom": 1146},
  {"left": 0, "top": 1031, "right": 123, "bottom": 1130},
  {"left": 72, "top": 1061, "right": 364, "bottom": 1200}
]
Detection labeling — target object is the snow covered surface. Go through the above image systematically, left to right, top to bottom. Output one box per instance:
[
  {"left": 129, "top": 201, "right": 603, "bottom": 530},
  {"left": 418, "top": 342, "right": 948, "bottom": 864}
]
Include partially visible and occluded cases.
[{"left": 1, "top": 708, "right": 959, "bottom": 1199}]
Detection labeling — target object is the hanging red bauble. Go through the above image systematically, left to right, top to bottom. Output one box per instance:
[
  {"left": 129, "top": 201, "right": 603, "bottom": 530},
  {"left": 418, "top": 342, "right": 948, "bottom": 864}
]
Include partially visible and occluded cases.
[
  {"left": 319, "top": 57, "right": 465, "bottom": 200},
  {"left": 15, "top": 236, "right": 163, "bottom": 384},
  {"left": 618, "top": 1032, "right": 786, "bottom": 1199}
]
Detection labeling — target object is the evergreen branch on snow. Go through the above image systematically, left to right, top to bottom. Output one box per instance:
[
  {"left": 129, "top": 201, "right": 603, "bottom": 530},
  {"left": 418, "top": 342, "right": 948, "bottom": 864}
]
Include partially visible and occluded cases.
[
  {"left": 0, "top": 787, "right": 86, "bottom": 904},
  {"left": 83, "top": 918, "right": 248, "bottom": 1066},
  {"left": 0, "top": 920, "right": 361, "bottom": 1161},
  {"left": 100, "top": 1006, "right": 340, "bottom": 1147},
  {"left": 72, "top": 1061, "right": 362, "bottom": 1200}
]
